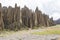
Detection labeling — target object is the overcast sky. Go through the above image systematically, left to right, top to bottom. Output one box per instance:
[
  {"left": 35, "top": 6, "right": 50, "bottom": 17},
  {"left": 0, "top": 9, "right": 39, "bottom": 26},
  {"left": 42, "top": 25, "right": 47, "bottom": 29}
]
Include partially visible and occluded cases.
[{"left": 0, "top": 0, "right": 60, "bottom": 20}]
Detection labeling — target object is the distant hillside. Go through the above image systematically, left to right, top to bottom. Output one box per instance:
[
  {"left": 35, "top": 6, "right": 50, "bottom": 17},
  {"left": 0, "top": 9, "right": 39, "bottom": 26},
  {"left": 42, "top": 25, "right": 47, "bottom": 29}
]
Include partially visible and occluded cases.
[{"left": 54, "top": 19, "right": 60, "bottom": 24}]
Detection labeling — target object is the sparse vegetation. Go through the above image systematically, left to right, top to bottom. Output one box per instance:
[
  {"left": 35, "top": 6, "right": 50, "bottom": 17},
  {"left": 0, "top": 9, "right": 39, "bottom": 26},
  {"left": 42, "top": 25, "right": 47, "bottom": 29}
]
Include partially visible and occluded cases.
[
  {"left": 0, "top": 25, "right": 60, "bottom": 37},
  {"left": 32, "top": 25, "right": 60, "bottom": 35},
  {"left": 32, "top": 30, "right": 60, "bottom": 35},
  {"left": 0, "top": 31, "right": 16, "bottom": 37}
]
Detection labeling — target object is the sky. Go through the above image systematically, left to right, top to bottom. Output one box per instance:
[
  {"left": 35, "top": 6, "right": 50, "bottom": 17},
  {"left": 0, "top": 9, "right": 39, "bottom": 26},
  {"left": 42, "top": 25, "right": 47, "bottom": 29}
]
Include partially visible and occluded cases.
[{"left": 0, "top": 0, "right": 60, "bottom": 20}]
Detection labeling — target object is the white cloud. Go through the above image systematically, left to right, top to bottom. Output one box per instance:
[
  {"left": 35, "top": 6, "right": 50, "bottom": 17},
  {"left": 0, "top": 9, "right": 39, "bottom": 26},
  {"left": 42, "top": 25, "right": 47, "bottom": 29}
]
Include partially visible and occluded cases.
[
  {"left": 0, "top": 0, "right": 60, "bottom": 20},
  {"left": 0, "top": 0, "right": 20, "bottom": 7},
  {"left": 42, "top": 0, "right": 60, "bottom": 20},
  {"left": 51, "top": 12, "right": 60, "bottom": 20}
]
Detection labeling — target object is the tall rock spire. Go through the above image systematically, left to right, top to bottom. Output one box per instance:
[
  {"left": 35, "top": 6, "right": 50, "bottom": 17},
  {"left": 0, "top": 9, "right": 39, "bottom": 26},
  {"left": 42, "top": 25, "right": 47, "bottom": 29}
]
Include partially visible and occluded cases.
[
  {"left": 0, "top": 3, "right": 1, "bottom": 7},
  {"left": 15, "top": 3, "right": 17, "bottom": 8}
]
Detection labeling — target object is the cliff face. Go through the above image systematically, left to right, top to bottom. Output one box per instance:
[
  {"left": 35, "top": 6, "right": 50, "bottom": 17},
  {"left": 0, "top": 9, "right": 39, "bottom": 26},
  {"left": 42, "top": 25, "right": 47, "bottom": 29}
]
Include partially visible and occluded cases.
[{"left": 0, "top": 3, "right": 55, "bottom": 30}]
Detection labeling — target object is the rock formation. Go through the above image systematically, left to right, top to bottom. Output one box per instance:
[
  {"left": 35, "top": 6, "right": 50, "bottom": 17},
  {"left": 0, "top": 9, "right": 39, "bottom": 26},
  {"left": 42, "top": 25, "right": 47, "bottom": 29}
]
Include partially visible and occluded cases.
[
  {"left": 0, "top": 3, "right": 55, "bottom": 30},
  {"left": 0, "top": 3, "right": 4, "bottom": 30}
]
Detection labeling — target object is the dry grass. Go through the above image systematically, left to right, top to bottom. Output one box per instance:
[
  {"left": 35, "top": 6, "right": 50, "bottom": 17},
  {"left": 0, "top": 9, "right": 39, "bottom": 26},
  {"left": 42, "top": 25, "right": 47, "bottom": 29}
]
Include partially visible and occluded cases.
[
  {"left": 0, "top": 25, "right": 60, "bottom": 37},
  {"left": 32, "top": 25, "right": 60, "bottom": 35},
  {"left": 0, "top": 30, "right": 28, "bottom": 37}
]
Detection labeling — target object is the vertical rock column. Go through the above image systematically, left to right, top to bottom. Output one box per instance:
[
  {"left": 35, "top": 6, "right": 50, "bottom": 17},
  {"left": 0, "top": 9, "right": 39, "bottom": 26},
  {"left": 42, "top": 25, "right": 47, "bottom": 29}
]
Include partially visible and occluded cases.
[
  {"left": 0, "top": 3, "right": 4, "bottom": 30},
  {"left": 13, "top": 3, "right": 20, "bottom": 30},
  {"left": 15, "top": 4, "right": 20, "bottom": 22},
  {"left": 7, "top": 6, "right": 13, "bottom": 25},
  {"left": 2, "top": 7, "right": 8, "bottom": 29}
]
